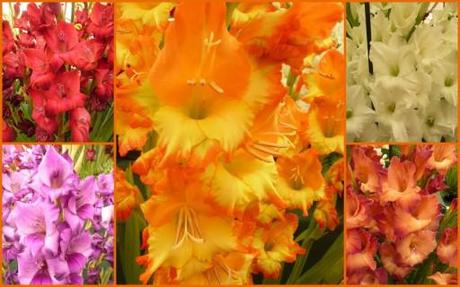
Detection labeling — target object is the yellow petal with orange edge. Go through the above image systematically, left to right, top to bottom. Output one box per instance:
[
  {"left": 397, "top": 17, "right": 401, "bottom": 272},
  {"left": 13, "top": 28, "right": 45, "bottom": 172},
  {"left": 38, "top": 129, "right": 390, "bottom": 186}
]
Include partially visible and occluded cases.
[
  {"left": 117, "top": 3, "right": 174, "bottom": 27},
  {"left": 116, "top": 83, "right": 157, "bottom": 155},
  {"left": 203, "top": 149, "right": 278, "bottom": 216},
  {"left": 193, "top": 215, "right": 237, "bottom": 261}
]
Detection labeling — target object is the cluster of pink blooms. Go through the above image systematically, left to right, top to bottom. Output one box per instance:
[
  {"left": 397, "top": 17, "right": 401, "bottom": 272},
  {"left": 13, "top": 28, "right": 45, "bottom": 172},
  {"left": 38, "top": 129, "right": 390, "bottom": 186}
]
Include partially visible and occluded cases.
[
  {"left": 2, "top": 145, "right": 113, "bottom": 284},
  {"left": 346, "top": 145, "right": 458, "bottom": 284}
]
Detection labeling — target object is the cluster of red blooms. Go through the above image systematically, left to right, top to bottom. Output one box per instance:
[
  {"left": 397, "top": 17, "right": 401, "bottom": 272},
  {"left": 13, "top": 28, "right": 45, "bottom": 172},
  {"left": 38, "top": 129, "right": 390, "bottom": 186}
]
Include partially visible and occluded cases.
[
  {"left": 2, "top": 3, "right": 113, "bottom": 142},
  {"left": 346, "top": 145, "right": 458, "bottom": 284}
]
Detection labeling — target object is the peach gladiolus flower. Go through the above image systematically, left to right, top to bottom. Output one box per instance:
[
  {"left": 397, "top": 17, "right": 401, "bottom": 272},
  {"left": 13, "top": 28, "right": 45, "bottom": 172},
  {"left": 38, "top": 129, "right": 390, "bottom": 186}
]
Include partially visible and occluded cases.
[
  {"left": 427, "top": 144, "right": 457, "bottom": 174},
  {"left": 351, "top": 147, "right": 383, "bottom": 194},
  {"left": 380, "top": 157, "right": 420, "bottom": 207},
  {"left": 392, "top": 194, "right": 440, "bottom": 237},
  {"left": 436, "top": 227, "right": 458, "bottom": 268},
  {"left": 346, "top": 229, "right": 378, "bottom": 273},
  {"left": 396, "top": 230, "right": 437, "bottom": 266},
  {"left": 379, "top": 243, "right": 411, "bottom": 279},
  {"left": 428, "top": 272, "right": 458, "bottom": 285}
]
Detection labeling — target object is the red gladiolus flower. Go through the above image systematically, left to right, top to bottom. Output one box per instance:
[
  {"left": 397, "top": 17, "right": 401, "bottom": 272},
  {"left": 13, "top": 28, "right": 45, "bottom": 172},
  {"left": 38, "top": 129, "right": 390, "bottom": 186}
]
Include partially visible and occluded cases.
[
  {"left": 3, "top": 3, "right": 113, "bottom": 142},
  {"left": 19, "top": 3, "right": 58, "bottom": 32},
  {"left": 87, "top": 3, "right": 113, "bottom": 39},
  {"left": 75, "top": 8, "right": 89, "bottom": 28},
  {"left": 3, "top": 20, "right": 14, "bottom": 54},
  {"left": 44, "top": 21, "right": 79, "bottom": 54},
  {"left": 17, "top": 33, "right": 35, "bottom": 48},
  {"left": 61, "top": 39, "right": 104, "bottom": 71},
  {"left": 23, "top": 48, "right": 55, "bottom": 89},
  {"left": 3, "top": 52, "right": 25, "bottom": 80},
  {"left": 94, "top": 68, "right": 113, "bottom": 99},
  {"left": 44, "top": 70, "right": 86, "bottom": 114},
  {"left": 31, "top": 90, "right": 59, "bottom": 135},
  {"left": 70, "top": 107, "right": 91, "bottom": 142},
  {"left": 3, "top": 120, "right": 16, "bottom": 142},
  {"left": 35, "top": 127, "right": 56, "bottom": 142},
  {"left": 425, "top": 174, "right": 448, "bottom": 194}
]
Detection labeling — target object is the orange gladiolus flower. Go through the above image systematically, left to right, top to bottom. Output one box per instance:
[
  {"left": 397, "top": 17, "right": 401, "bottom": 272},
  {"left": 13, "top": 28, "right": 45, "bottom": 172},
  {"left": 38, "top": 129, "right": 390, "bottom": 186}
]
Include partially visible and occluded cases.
[
  {"left": 277, "top": 149, "right": 325, "bottom": 215},
  {"left": 114, "top": 168, "right": 142, "bottom": 221},
  {"left": 137, "top": 168, "right": 238, "bottom": 283},
  {"left": 252, "top": 214, "right": 304, "bottom": 278}
]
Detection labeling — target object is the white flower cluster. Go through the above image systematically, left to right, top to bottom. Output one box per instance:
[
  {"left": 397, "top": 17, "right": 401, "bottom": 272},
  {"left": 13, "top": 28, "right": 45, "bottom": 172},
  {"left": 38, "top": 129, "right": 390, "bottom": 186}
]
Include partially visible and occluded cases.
[{"left": 347, "top": 3, "right": 458, "bottom": 142}]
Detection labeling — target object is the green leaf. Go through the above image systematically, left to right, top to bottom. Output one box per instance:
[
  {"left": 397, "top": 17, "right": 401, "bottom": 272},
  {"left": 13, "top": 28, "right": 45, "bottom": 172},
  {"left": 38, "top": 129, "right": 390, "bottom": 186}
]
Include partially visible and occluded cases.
[
  {"left": 346, "top": 3, "right": 360, "bottom": 27},
  {"left": 15, "top": 132, "right": 35, "bottom": 142},
  {"left": 320, "top": 152, "right": 342, "bottom": 175},
  {"left": 445, "top": 166, "right": 457, "bottom": 191},
  {"left": 118, "top": 210, "right": 146, "bottom": 284},
  {"left": 287, "top": 221, "right": 323, "bottom": 284},
  {"left": 295, "top": 232, "right": 343, "bottom": 284}
]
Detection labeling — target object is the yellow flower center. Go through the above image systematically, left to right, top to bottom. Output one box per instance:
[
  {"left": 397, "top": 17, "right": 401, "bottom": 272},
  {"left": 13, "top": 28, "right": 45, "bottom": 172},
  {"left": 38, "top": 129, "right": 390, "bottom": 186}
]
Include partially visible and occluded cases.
[{"left": 289, "top": 165, "right": 304, "bottom": 190}]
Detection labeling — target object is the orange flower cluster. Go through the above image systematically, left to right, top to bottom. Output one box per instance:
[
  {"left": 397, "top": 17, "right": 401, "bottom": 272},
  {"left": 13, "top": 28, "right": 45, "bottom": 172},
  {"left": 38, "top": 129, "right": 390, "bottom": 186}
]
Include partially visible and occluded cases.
[
  {"left": 115, "top": 1, "right": 344, "bottom": 284},
  {"left": 346, "top": 145, "right": 458, "bottom": 284}
]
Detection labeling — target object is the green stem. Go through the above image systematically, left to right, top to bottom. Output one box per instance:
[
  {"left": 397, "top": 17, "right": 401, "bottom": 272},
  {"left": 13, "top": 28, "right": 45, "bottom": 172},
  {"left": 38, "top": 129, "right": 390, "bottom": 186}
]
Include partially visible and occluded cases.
[
  {"left": 71, "top": 2, "right": 75, "bottom": 23},
  {"left": 287, "top": 222, "right": 323, "bottom": 284}
]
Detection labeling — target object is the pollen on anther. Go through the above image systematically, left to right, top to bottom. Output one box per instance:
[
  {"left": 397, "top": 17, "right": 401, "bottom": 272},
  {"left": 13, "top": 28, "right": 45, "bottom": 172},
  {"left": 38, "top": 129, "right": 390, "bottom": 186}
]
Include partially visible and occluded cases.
[{"left": 209, "top": 81, "right": 224, "bottom": 94}]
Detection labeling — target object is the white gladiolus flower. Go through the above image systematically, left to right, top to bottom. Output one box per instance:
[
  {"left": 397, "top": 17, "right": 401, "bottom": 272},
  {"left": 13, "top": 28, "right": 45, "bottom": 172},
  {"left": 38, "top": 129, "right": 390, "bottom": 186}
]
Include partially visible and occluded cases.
[
  {"left": 346, "top": 2, "right": 457, "bottom": 142},
  {"left": 390, "top": 3, "right": 422, "bottom": 35},
  {"left": 346, "top": 85, "right": 375, "bottom": 141}
]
